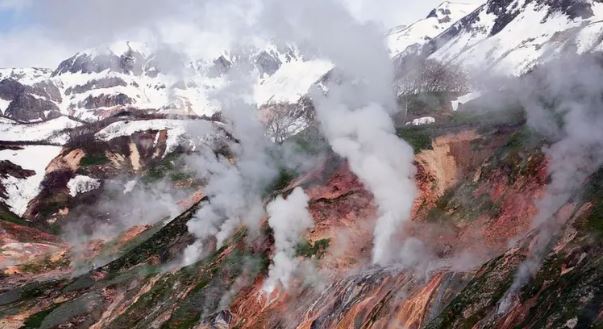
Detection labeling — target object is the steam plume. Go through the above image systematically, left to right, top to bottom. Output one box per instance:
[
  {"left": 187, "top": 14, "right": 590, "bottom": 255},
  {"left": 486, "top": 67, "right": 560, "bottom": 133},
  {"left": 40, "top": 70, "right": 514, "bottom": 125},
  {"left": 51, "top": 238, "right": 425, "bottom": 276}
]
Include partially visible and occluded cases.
[
  {"left": 259, "top": 0, "right": 417, "bottom": 265},
  {"left": 499, "top": 55, "right": 603, "bottom": 313},
  {"left": 184, "top": 62, "right": 278, "bottom": 266},
  {"left": 263, "top": 187, "right": 314, "bottom": 293}
]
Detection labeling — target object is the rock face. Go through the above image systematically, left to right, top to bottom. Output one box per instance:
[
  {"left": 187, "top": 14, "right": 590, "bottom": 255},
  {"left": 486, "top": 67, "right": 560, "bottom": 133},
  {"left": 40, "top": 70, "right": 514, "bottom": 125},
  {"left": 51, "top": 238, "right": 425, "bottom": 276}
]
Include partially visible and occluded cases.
[
  {"left": 52, "top": 48, "right": 147, "bottom": 76},
  {"left": 0, "top": 78, "right": 62, "bottom": 122}
]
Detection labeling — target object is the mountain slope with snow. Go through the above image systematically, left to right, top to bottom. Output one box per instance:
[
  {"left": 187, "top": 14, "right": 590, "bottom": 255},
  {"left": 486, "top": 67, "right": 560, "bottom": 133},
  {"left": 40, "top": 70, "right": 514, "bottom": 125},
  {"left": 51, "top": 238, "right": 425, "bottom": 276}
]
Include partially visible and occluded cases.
[
  {"left": 422, "top": 0, "right": 603, "bottom": 75},
  {"left": 387, "top": 1, "right": 483, "bottom": 58},
  {"left": 0, "top": 42, "right": 332, "bottom": 123},
  {"left": 0, "top": 145, "right": 63, "bottom": 216}
]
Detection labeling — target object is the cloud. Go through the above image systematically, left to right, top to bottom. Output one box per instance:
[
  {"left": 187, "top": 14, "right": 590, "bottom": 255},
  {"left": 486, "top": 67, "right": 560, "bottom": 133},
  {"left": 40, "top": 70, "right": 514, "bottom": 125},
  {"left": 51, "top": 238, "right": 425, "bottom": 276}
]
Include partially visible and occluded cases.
[
  {"left": 0, "top": 0, "right": 455, "bottom": 67},
  {"left": 0, "top": 0, "right": 32, "bottom": 11},
  {"left": 338, "top": 0, "right": 440, "bottom": 29},
  {"left": 0, "top": 28, "right": 75, "bottom": 68}
]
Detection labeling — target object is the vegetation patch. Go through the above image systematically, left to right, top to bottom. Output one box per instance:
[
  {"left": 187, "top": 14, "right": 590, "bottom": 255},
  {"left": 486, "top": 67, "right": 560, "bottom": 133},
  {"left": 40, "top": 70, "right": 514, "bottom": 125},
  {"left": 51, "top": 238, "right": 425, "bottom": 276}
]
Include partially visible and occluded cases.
[
  {"left": 396, "top": 126, "right": 433, "bottom": 154},
  {"left": 141, "top": 152, "right": 194, "bottom": 184},
  {"left": 79, "top": 153, "right": 110, "bottom": 167},
  {"left": 265, "top": 168, "right": 297, "bottom": 196},
  {"left": 584, "top": 168, "right": 603, "bottom": 236},
  {"left": 427, "top": 183, "right": 501, "bottom": 224},
  {"left": 101, "top": 202, "right": 201, "bottom": 273},
  {"left": 0, "top": 204, "right": 27, "bottom": 225},
  {"left": 295, "top": 238, "right": 330, "bottom": 259},
  {"left": 425, "top": 253, "right": 524, "bottom": 329},
  {"left": 18, "top": 255, "right": 71, "bottom": 274},
  {"left": 21, "top": 303, "right": 63, "bottom": 329}
]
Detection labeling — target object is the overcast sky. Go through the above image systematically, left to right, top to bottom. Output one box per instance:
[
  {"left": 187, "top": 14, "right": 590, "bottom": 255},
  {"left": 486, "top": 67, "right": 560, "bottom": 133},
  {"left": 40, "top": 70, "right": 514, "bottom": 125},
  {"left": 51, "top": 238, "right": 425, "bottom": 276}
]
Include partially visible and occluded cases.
[{"left": 0, "top": 0, "right": 448, "bottom": 68}]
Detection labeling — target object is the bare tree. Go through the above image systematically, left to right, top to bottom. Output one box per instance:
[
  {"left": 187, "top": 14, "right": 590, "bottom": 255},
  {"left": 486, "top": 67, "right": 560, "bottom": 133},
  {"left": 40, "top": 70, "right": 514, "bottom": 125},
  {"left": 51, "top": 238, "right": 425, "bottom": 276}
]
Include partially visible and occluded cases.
[{"left": 260, "top": 98, "right": 314, "bottom": 144}]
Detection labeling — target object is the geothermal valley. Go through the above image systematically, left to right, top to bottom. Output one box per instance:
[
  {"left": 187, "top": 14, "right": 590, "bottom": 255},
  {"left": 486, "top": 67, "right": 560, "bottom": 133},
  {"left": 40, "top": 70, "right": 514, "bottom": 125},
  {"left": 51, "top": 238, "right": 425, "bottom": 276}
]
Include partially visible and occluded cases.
[{"left": 1, "top": 0, "right": 603, "bottom": 328}]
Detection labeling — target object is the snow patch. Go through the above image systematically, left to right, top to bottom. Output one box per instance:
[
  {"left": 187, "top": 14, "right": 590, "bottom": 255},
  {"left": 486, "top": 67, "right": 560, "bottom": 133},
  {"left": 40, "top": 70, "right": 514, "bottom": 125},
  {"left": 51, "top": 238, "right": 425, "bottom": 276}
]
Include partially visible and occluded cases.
[
  {"left": 254, "top": 59, "right": 332, "bottom": 105},
  {"left": 451, "top": 91, "right": 482, "bottom": 111},
  {"left": 0, "top": 98, "right": 11, "bottom": 115},
  {"left": 0, "top": 116, "right": 82, "bottom": 144},
  {"left": 406, "top": 116, "right": 436, "bottom": 126},
  {"left": 0, "top": 145, "right": 62, "bottom": 216},
  {"left": 67, "top": 175, "right": 101, "bottom": 197},
  {"left": 123, "top": 179, "right": 137, "bottom": 195}
]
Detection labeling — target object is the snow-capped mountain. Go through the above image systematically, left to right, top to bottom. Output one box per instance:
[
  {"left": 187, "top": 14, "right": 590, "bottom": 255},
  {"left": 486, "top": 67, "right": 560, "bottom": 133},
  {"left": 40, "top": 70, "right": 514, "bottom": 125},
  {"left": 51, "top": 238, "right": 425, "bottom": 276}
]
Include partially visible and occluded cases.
[
  {"left": 4, "top": 0, "right": 603, "bottom": 224},
  {"left": 417, "top": 0, "right": 603, "bottom": 76},
  {"left": 386, "top": 1, "right": 483, "bottom": 58},
  {"left": 0, "top": 41, "right": 332, "bottom": 123}
]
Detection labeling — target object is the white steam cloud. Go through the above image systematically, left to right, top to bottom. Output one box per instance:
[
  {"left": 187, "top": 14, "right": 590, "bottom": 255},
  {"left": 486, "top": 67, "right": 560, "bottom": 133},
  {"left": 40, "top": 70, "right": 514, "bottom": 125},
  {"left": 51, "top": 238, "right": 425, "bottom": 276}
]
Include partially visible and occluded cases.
[
  {"left": 258, "top": 0, "right": 417, "bottom": 266},
  {"left": 499, "top": 55, "right": 603, "bottom": 313},
  {"left": 183, "top": 62, "right": 278, "bottom": 266},
  {"left": 263, "top": 187, "right": 314, "bottom": 293}
]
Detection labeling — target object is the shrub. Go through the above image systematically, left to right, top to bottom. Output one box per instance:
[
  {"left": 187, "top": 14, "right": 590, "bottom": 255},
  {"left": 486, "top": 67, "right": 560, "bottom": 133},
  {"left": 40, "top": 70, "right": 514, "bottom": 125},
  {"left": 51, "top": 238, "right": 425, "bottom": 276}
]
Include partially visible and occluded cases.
[
  {"left": 396, "top": 126, "right": 433, "bottom": 154},
  {"left": 79, "top": 153, "right": 110, "bottom": 166},
  {"left": 295, "top": 238, "right": 330, "bottom": 259}
]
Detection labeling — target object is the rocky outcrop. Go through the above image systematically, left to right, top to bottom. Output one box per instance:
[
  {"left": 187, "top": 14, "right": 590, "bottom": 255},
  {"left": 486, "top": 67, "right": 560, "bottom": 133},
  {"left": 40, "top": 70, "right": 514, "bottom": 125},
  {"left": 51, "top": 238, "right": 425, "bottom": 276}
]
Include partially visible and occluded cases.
[
  {"left": 52, "top": 49, "right": 146, "bottom": 76},
  {"left": 65, "top": 77, "right": 128, "bottom": 95},
  {"left": 0, "top": 78, "right": 62, "bottom": 122},
  {"left": 4, "top": 93, "right": 60, "bottom": 122},
  {"left": 81, "top": 93, "right": 133, "bottom": 109}
]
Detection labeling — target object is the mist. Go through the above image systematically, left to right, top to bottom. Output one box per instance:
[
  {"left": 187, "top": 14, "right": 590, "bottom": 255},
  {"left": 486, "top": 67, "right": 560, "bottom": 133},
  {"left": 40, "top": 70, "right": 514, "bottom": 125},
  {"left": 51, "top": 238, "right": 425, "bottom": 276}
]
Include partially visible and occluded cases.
[
  {"left": 498, "top": 54, "right": 603, "bottom": 313},
  {"left": 183, "top": 60, "right": 279, "bottom": 266},
  {"left": 61, "top": 176, "right": 185, "bottom": 270}
]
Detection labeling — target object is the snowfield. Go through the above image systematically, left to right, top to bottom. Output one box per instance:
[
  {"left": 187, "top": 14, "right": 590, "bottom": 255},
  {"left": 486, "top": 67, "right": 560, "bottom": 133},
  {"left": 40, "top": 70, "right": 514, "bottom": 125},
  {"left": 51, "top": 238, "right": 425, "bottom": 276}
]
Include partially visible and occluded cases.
[
  {"left": 387, "top": 1, "right": 482, "bottom": 58},
  {"left": 428, "top": 1, "right": 603, "bottom": 76},
  {"left": 254, "top": 59, "right": 332, "bottom": 105},
  {"left": 0, "top": 116, "right": 82, "bottom": 144},
  {"left": 0, "top": 145, "right": 62, "bottom": 216}
]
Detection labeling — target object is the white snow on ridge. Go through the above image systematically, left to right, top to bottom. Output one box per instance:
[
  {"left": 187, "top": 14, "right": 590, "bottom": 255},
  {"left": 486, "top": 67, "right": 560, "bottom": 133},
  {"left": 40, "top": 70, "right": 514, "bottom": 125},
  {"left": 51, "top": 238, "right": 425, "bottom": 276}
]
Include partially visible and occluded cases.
[
  {"left": 428, "top": 0, "right": 603, "bottom": 76},
  {"left": 387, "top": 1, "right": 483, "bottom": 58},
  {"left": 575, "top": 21, "right": 603, "bottom": 54},
  {"left": 254, "top": 59, "right": 332, "bottom": 105},
  {"left": 0, "top": 67, "right": 52, "bottom": 84},
  {"left": 58, "top": 69, "right": 224, "bottom": 119},
  {"left": 0, "top": 116, "right": 82, "bottom": 144},
  {"left": 0, "top": 145, "right": 62, "bottom": 216},
  {"left": 67, "top": 175, "right": 101, "bottom": 197}
]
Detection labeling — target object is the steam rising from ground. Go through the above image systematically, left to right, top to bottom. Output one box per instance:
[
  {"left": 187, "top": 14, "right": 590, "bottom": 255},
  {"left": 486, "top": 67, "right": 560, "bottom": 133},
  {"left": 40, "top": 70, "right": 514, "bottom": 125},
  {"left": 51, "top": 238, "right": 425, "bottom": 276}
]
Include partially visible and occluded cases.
[
  {"left": 177, "top": 0, "right": 418, "bottom": 270},
  {"left": 259, "top": 0, "right": 417, "bottom": 266},
  {"left": 499, "top": 55, "right": 603, "bottom": 313},
  {"left": 184, "top": 63, "right": 278, "bottom": 266},
  {"left": 62, "top": 177, "right": 183, "bottom": 269},
  {"left": 263, "top": 187, "right": 313, "bottom": 293}
]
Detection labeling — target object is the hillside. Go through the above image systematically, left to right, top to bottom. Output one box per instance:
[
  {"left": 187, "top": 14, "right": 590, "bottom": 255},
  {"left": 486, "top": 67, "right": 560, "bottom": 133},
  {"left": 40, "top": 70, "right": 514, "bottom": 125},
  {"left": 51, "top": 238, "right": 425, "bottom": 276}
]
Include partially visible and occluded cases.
[{"left": 1, "top": 0, "right": 603, "bottom": 328}]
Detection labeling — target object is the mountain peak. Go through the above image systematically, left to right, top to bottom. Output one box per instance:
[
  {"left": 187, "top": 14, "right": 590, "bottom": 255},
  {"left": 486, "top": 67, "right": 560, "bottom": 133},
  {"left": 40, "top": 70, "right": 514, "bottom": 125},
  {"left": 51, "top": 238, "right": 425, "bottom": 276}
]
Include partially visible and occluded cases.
[{"left": 387, "top": 0, "right": 484, "bottom": 57}]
